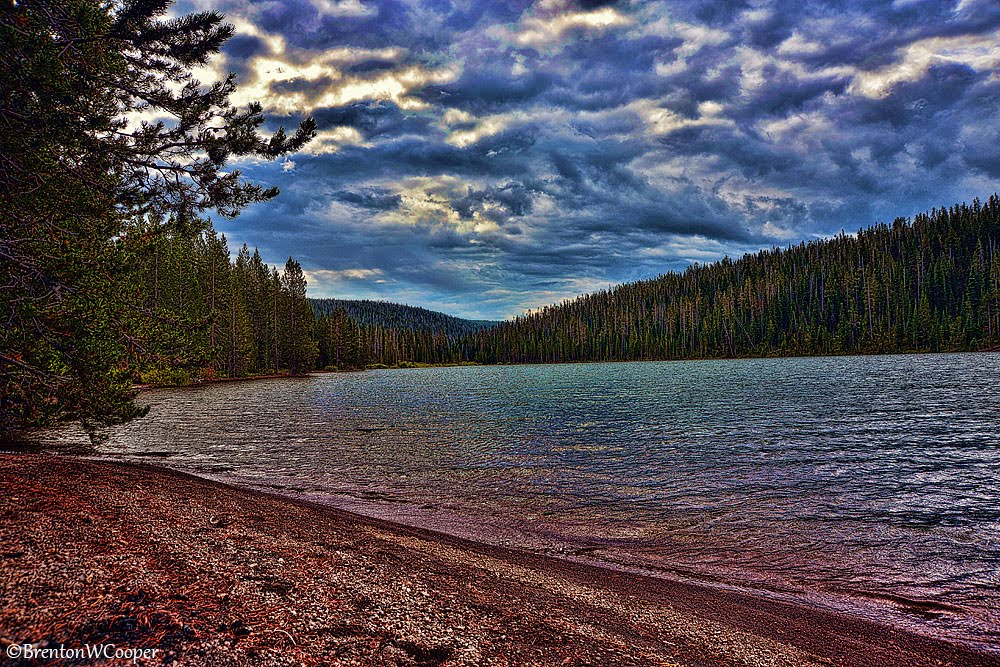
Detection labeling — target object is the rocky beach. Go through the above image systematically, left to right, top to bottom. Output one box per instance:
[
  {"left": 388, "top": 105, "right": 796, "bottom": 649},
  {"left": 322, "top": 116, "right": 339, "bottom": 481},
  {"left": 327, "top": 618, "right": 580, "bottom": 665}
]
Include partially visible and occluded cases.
[{"left": 0, "top": 454, "right": 995, "bottom": 666}]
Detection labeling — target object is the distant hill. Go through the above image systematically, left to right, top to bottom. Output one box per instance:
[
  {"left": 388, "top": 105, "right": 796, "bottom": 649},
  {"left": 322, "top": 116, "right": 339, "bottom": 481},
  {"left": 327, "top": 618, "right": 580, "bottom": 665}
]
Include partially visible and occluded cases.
[
  {"left": 464, "top": 195, "right": 1000, "bottom": 363},
  {"left": 309, "top": 298, "right": 497, "bottom": 339}
]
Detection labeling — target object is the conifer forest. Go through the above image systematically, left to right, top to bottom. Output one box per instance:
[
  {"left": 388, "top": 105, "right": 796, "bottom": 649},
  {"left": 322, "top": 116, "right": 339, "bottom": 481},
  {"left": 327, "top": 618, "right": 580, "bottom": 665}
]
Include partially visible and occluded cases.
[{"left": 465, "top": 197, "right": 1000, "bottom": 364}]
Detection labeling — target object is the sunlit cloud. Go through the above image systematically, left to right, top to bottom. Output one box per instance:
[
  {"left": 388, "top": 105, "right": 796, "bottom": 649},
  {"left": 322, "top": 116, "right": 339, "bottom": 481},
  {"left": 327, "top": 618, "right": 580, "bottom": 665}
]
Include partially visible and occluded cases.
[
  {"left": 183, "top": 0, "right": 1000, "bottom": 319},
  {"left": 310, "top": 0, "right": 373, "bottom": 17},
  {"left": 489, "top": 2, "right": 634, "bottom": 52},
  {"left": 849, "top": 33, "right": 1000, "bottom": 98},
  {"left": 226, "top": 43, "right": 453, "bottom": 114},
  {"left": 629, "top": 98, "right": 733, "bottom": 135},
  {"left": 301, "top": 126, "right": 367, "bottom": 155},
  {"left": 304, "top": 268, "right": 385, "bottom": 284}
]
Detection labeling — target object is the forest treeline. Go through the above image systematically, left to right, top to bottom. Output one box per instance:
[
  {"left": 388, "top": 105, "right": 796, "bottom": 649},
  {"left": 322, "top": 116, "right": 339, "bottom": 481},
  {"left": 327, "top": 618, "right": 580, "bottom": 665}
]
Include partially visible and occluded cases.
[
  {"left": 135, "top": 196, "right": 1000, "bottom": 375},
  {"left": 316, "top": 196, "right": 1000, "bottom": 367},
  {"left": 464, "top": 196, "right": 1000, "bottom": 363},
  {"left": 129, "top": 225, "right": 317, "bottom": 385},
  {"left": 311, "top": 299, "right": 495, "bottom": 370},
  {"left": 313, "top": 308, "right": 466, "bottom": 370}
]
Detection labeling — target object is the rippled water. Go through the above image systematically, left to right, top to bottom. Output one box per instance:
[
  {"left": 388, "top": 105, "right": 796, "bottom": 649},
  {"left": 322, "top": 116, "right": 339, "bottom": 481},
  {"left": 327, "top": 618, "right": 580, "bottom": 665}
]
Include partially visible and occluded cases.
[{"left": 19, "top": 353, "right": 1000, "bottom": 650}]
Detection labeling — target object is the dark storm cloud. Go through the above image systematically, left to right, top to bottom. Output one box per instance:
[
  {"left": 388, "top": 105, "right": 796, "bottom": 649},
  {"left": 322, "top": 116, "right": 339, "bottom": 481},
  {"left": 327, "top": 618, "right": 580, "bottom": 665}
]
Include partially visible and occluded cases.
[
  {"left": 175, "top": 0, "right": 1000, "bottom": 318},
  {"left": 257, "top": 0, "right": 415, "bottom": 49},
  {"left": 577, "top": 0, "right": 619, "bottom": 8},
  {"left": 221, "top": 34, "right": 266, "bottom": 60},
  {"left": 345, "top": 59, "right": 398, "bottom": 74},
  {"left": 418, "top": 69, "right": 557, "bottom": 114},
  {"left": 733, "top": 70, "right": 849, "bottom": 118},
  {"left": 309, "top": 102, "right": 437, "bottom": 142},
  {"left": 310, "top": 103, "right": 397, "bottom": 134},
  {"left": 333, "top": 188, "right": 403, "bottom": 211}
]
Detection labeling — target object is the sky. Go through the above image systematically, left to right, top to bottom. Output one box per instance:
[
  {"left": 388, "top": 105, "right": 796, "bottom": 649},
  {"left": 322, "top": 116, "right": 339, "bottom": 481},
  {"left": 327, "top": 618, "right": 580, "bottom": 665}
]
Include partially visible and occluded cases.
[{"left": 175, "top": 0, "right": 1000, "bottom": 320}]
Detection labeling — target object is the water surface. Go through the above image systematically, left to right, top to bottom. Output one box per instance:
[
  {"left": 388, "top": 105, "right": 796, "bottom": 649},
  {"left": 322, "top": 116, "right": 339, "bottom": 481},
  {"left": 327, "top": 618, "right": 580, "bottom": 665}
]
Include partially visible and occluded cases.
[{"left": 21, "top": 353, "right": 1000, "bottom": 651}]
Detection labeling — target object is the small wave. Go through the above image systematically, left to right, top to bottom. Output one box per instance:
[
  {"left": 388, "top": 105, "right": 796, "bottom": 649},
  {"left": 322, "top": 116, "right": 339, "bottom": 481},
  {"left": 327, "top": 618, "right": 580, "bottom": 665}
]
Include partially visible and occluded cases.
[{"left": 852, "top": 590, "right": 964, "bottom": 619}]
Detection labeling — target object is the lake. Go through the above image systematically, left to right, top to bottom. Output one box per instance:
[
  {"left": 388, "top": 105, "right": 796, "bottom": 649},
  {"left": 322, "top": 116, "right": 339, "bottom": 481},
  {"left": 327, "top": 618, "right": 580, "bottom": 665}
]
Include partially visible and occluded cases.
[{"left": 24, "top": 353, "right": 1000, "bottom": 651}]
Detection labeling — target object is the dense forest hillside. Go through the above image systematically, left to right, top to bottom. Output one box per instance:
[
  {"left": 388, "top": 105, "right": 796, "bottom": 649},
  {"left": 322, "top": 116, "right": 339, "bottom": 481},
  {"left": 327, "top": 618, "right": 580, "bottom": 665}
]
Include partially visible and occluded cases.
[
  {"left": 461, "top": 196, "right": 1000, "bottom": 364},
  {"left": 310, "top": 299, "right": 496, "bottom": 337},
  {"left": 311, "top": 300, "right": 494, "bottom": 370}
]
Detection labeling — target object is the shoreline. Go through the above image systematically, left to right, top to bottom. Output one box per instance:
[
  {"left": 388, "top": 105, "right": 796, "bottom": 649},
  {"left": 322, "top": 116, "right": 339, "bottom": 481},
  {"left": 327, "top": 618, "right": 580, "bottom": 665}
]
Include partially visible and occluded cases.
[
  {"left": 448, "top": 347, "right": 1000, "bottom": 368},
  {"left": 119, "top": 349, "right": 998, "bottom": 406},
  {"left": 133, "top": 349, "right": 1000, "bottom": 390},
  {"left": 133, "top": 372, "right": 310, "bottom": 391},
  {"left": 1, "top": 454, "right": 996, "bottom": 666},
  {"left": 246, "top": 474, "right": 994, "bottom": 652}
]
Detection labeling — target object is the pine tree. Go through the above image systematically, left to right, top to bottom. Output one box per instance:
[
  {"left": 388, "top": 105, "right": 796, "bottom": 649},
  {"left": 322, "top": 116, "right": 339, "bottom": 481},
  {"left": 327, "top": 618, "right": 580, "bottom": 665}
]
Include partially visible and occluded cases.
[
  {"left": 0, "top": 0, "right": 314, "bottom": 438},
  {"left": 229, "top": 246, "right": 255, "bottom": 377},
  {"left": 280, "top": 259, "right": 318, "bottom": 375}
]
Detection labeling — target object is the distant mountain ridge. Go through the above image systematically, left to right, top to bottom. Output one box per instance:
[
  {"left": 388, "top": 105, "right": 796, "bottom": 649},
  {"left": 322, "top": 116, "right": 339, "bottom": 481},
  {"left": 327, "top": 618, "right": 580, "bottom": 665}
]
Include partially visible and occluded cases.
[{"left": 309, "top": 298, "right": 498, "bottom": 338}]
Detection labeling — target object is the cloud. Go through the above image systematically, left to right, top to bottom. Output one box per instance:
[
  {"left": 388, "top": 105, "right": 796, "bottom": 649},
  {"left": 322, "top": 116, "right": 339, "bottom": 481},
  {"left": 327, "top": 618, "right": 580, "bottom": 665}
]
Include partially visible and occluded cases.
[
  {"left": 176, "top": 0, "right": 1000, "bottom": 319},
  {"left": 310, "top": 0, "right": 374, "bottom": 18},
  {"left": 489, "top": 3, "right": 635, "bottom": 52},
  {"left": 848, "top": 32, "right": 1000, "bottom": 99},
  {"left": 301, "top": 126, "right": 367, "bottom": 154},
  {"left": 333, "top": 187, "right": 403, "bottom": 210},
  {"left": 304, "top": 268, "right": 385, "bottom": 282}
]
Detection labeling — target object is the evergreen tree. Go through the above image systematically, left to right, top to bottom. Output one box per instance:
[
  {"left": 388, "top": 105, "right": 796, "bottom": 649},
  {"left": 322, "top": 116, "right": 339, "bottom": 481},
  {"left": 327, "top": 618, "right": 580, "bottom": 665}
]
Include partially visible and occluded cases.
[
  {"left": 0, "top": 0, "right": 314, "bottom": 438},
  {"left": 1, "top": 0, "right": 139, "bottom": 434},
  {"left": 228, "top": 245, "right": 255, "bottom": 378},
  {"left": 280, "top": 258, "right": 318, "bottom": 375}
]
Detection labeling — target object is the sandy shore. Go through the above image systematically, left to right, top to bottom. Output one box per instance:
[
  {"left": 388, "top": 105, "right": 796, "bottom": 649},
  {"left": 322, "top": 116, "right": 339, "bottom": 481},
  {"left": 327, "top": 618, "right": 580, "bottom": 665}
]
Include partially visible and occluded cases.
[{"left": 0, "top": 454, "right": 995, "bottom": 666}]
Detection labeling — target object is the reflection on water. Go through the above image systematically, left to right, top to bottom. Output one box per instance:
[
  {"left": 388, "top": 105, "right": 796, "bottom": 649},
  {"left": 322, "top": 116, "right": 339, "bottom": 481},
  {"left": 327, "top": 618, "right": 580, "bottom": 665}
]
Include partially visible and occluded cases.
[{"left": 18, "top": 353, "right": 1000, "bottom": 651}]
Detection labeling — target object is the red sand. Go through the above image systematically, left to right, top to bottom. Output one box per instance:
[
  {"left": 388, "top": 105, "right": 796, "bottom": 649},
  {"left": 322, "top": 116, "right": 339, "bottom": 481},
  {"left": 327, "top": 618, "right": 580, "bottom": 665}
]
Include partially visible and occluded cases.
[{"left": 0, "top": 453, "right": 996, "bottom": 666}]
